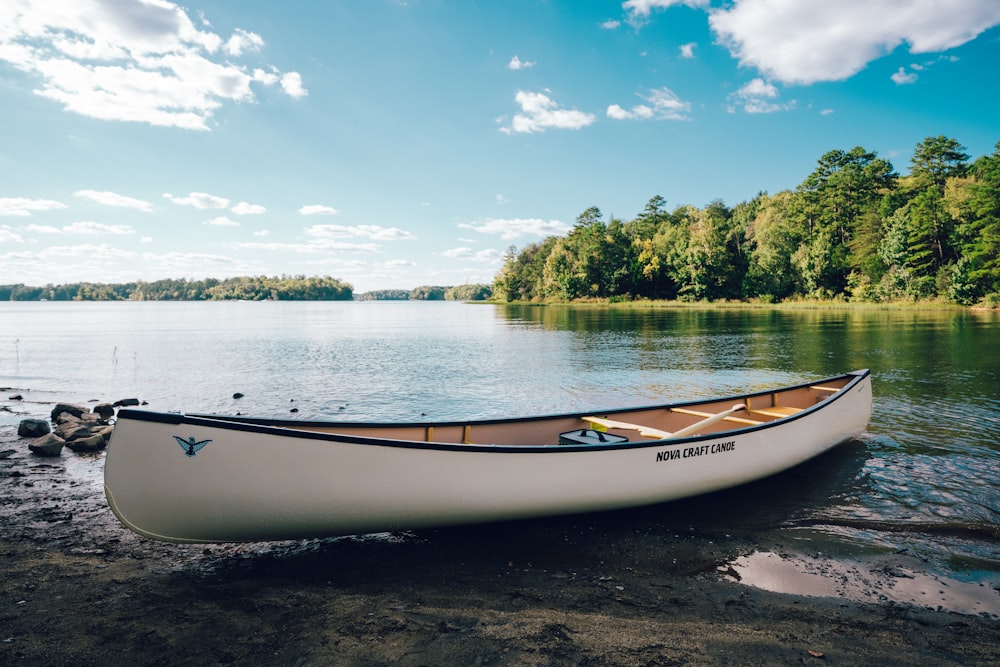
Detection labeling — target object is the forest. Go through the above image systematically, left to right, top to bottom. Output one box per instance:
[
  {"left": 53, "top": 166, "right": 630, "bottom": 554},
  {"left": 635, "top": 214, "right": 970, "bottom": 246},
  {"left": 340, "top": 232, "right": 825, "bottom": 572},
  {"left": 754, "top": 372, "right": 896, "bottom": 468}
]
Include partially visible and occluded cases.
[
  {"left": 492, "top": 137, "right": 1000, "bottom": 306},
  {"left": 0, "top": 275, "right": 353, "bottom": 301},
  {"left": 0, "top": 277, "right": 495, "bottom": 302},
  {"left": 358, "top": 285, "right": 493, "bottom": 301}
]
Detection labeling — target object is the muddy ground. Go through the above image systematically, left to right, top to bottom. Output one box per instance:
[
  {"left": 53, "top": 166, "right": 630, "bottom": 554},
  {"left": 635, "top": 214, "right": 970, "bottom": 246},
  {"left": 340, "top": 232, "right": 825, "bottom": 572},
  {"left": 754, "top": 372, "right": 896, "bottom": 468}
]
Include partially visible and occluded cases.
[{"left": 2, "top": 423, "right": 999, "bottom": 666}]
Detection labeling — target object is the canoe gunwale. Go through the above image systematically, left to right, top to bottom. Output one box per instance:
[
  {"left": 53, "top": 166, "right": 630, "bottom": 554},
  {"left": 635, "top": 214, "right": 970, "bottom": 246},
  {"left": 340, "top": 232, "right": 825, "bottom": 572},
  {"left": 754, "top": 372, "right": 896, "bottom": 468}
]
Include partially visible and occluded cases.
[{"left": 114, "top": 369, "right": 871, "bottom": 454}]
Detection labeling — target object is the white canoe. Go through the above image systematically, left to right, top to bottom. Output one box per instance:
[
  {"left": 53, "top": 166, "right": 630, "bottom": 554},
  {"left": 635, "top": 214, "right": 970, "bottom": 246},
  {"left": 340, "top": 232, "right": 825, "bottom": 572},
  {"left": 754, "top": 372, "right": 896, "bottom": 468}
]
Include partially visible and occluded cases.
[{"left": 104, "top": 369, "right": 872, "bottom": 543}]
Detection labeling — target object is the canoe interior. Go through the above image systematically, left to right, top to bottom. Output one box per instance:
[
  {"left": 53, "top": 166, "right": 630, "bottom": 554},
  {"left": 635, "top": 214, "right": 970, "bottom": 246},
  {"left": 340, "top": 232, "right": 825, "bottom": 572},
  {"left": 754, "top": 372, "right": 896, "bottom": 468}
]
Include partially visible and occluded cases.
[{"left": 186, "top": 371, "right": 863, "bottom": 448}]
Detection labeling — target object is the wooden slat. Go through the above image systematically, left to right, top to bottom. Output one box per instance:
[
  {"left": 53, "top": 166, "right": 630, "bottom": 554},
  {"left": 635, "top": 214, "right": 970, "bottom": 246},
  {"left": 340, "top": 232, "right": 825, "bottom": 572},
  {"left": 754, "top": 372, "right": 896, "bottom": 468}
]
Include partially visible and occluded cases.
[
  {"left": 810, "top": 385, "right": 842, "bottom": 393},
  {"left": 584, "top": 403, "right": 760, "bottom": 440},
  {"left": 670, "top": 406, "right": 763, "bottom": 426},
  {"left": 749, "top": 406, "right": 802, "bottom": 418},
  {"left": 669, "top": 407, "right": 713, "bottom": 418},
  {"left": 582, "top": 416, "right": 671, "bottom": 439}
]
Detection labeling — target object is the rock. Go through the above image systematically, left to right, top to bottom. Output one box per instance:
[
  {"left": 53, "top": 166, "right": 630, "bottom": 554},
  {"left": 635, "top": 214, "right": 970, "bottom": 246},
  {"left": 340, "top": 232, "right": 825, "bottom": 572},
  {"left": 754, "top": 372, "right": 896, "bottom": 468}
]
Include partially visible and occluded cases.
[
  {"left": 233, "top": 392, "right": 244, "bottom": 399},
  {"left": 8, "top": 394, "right": 23, "bottom": 401},
  {"left": 113, "top": 398, "right": 140, "bottom": 408},
  {"left": 50, "top": 403, "right": 88, "bottom": 421},
  {"left": 93, "top": 404, "right": 116, "bottom": 420},
  {"left": 53, "top": 411, "right": 82, "bottom": 425},
  {"left": 52, "top": 412, "right": 78, "bottom": 426},
  {"left": 18, "top": 419, "right": 51, "bottom": 438},
  {"left": 55, "top": 421, "right": 92, "bottom": 442},
  {"left": 91, "top": 425, "right": 114, "bottom": 442},
  {"left": 29, "top": 433, "right": 65, "bottom": 457},
  {"left": 66, "top": 433, "right": 107, "bottom": 453}
]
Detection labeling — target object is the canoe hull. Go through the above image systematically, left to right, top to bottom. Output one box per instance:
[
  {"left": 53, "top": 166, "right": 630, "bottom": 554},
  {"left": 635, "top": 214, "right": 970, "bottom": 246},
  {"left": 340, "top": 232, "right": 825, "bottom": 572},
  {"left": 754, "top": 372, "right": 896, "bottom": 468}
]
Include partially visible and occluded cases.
[{"left": 105, "top": 370, "right": 872, "bottom": 543}]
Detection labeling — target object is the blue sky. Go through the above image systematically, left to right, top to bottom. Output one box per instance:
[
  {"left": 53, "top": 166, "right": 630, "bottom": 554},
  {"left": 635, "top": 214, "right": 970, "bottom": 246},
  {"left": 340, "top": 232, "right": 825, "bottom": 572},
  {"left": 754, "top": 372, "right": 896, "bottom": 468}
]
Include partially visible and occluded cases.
[{"left": 1, "top": 0, "right": 999, "bottom": 293}]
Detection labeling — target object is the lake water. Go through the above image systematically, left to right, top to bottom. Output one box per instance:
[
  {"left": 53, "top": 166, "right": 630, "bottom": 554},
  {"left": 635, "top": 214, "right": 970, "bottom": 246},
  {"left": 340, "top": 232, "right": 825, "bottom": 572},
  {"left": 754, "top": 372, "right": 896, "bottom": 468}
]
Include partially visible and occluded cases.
[{"left": 1, "top": 301, "right": 998, "bottom": 596}]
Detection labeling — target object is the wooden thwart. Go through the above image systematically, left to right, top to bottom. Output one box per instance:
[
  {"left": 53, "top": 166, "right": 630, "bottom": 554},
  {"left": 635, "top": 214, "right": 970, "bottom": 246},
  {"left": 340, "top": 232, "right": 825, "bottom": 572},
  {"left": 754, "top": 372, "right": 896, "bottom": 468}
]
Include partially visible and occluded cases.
[
  {"left": 583, "top": 404, "right": 751, "bottom": 440},
  {"left": 748, "top": 405, "right": 803, "bottom": 418},
  {"left": 669, "top": 406, "right": 762, "bottom": 426},
  {"left": 581, "top": 416, "right": 672, "bottom": 439}
]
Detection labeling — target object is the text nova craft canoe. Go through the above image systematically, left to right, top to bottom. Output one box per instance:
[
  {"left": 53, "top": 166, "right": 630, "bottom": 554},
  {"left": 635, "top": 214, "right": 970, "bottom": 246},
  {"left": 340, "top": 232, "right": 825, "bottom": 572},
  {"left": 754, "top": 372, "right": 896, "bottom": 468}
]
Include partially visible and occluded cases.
[{"left": 104, "top": 369, "right": 872, "bottom": 543}]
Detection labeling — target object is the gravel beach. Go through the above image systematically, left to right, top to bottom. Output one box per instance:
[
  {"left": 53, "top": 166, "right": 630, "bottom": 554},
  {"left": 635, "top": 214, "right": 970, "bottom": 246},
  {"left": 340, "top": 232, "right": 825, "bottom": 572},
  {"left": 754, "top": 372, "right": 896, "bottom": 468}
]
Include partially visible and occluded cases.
[{"left": 2, "top": 420, "right": 999, "bottom": 666}]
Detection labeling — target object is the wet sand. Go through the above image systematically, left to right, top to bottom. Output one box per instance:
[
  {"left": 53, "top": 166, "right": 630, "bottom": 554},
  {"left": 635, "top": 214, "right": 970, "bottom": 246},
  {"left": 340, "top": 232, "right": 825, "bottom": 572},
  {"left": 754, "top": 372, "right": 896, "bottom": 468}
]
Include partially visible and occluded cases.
[{"left": 2, "top": 423, "right": 999, "bottom": 666}]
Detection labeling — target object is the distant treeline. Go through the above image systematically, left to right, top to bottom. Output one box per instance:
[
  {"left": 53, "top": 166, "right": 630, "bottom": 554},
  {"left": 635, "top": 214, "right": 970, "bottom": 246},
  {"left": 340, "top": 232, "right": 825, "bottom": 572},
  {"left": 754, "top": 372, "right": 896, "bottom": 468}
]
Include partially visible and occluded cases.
[
  {"left": 493, "top": 137, "right": 1000, "bottom": 306},
  {"left": 0, "top": 275, "right": 353, "bottom": 301},
  {"left": 358, "top": 284, "right": 493, "bottom": 301}
]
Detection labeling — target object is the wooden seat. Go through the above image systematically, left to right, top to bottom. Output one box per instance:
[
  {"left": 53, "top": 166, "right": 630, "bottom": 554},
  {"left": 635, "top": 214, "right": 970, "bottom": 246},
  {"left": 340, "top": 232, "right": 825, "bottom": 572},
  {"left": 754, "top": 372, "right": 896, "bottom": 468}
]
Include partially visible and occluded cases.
[
  {"left": 584, "top": 403, "right": 758, "bottom": 440},
  {"left": 748, "top": 405, "right": 802, "bottom": 419},
  {"left": 670, "top": 407, "right": 763, "bottom": 426},
  {"left": 581, "top": 416, "right": 671, "bottom": 439}
]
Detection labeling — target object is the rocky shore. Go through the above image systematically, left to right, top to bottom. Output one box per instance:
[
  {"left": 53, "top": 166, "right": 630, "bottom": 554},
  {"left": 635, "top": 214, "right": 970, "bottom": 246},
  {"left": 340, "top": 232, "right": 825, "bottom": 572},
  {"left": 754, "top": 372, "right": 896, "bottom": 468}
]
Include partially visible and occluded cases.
[
  {"left": 2, "top": 399, "right": 999, "bottom": 666},
  {"left": 15, "top": 400, "right": 128, "bottom": 456}
]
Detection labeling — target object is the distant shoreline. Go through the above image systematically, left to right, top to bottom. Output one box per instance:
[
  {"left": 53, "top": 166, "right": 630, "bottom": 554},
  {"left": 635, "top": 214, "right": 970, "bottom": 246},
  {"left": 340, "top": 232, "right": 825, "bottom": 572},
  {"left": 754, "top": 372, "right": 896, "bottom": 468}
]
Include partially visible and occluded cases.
[{"left": 0, "top": 279, "right": 494, "bottom": 302}]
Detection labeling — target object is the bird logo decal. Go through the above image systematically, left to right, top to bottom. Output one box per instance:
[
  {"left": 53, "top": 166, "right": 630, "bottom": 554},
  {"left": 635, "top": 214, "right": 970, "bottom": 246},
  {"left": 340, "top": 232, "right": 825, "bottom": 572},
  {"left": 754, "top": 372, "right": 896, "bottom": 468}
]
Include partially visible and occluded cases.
[{"left": 173, "top": 435, "right": 212, "bottom": 457}]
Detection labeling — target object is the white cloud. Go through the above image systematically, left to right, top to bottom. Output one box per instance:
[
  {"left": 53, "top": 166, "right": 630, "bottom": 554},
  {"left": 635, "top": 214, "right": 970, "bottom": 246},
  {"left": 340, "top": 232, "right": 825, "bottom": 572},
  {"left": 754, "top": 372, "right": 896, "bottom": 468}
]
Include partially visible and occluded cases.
[
  {"left": 0, "top": 0, "right": 307, "bottom": 130},
  {"left": 624, "top": 0, "right": 709, "bottom": 27},
  {"left": 709, "top": 0, "right": 1000, "bottom": 85},
  {"left": 601, "top": 19, "right": 622, "bottom": 30},
  {"left": 224, "top": 28, "right": 264, "bottom": 56},
  {"left": 679, "top": 42, "right": 696, "bottom": 58},
  {"left": 507, "top": 55, "right": 535, "bottom": 70},
  {"left": 891, "top": 66, "right": 919, "bottom": 84},
  {"left": 252, "top": 68, "right": 280, "bottom": 86},
  {"left": 280, "top": 71, "right": 308, "bottom": 98},
  {"left": 728, "top": 78, "right": 794, "bottom": 114},
  {"left": 740, "top": 78, "right": 779, "bottom": 99},
  {"left": 607, "top": 87, "right": 691, "bottom": 121},
  {"left": 499, "top": 90, "right": 596, "bottom": 135},
  {"left": 608, "top": 103, "right": 651, "bottom": 120},
  {"left": 75, "top": 189, "right": 153, "bottom": 211},
  {"left": 164, "top": 192, "right": 230, "bottom": 209},
  {"left": 0, "top": 197, "right": 68, "bottom": 216},
  {"left": 230, "top": 201, "right": 267, "bottom": 215},
  {"left": 299, "top": 204, "right": 339, "bottom": 216},
  {"left": 204, "top": 216, "right": 240, "bottom": 227},
  {"left": 459, "top": 217, "right": 573, "bottom": 240},
  {"left": 62, "top": 221, "right": 134, "bottom": 235},
  {"left": 23, "top": 222, "right": 133, "bottom": 235},
  {"left": 23, "top": 224, "right": 60, "bottom": 234},
  {"left": 305, "top": 224, "right": 416, "bottom": 241},
  {"left": 1, "top": 226, "right": 25, "bottom": 243},
  {"left": 253, "top": 229, "right": 269, "bottom": 237},
  {"left": 234, "top": 239, "right": 381, "bottom": 254},
  {"left": 0, "top": 243, "right": 139, "bottom": 284},
  {"left": 36, "top": 243, "right": 135, "bottom": 260},
  {"left": 442, "top": 247, "right": 503, "bottom": 263},
  {"left": 442, "top": 247, "right": 473, "bottom": 259},
  {"left": 142, "top": 251, "right": 238, "bottom": 270}
]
